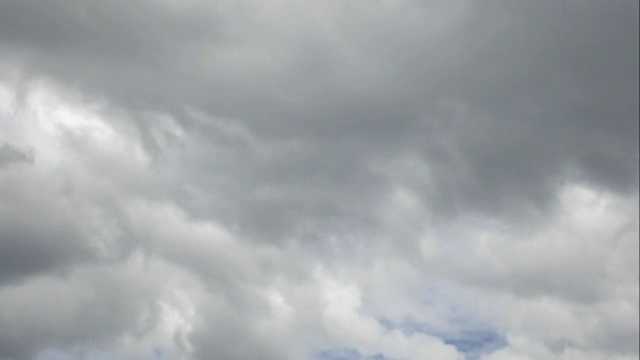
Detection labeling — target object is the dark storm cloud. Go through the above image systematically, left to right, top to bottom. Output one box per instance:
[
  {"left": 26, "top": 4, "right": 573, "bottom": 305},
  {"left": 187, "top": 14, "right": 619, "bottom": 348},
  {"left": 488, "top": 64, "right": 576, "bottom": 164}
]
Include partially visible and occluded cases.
[
  {"left": 2, "top": 0, "right": 636, "bottom": 191},
  {"left": 3, "top": 0, "right": 635, "bottom": 229},
  {"left": 161, "top": 0, "right": 638, "bottom": 238},
  {"left": 0, "top": 146, "right": 90, "bottom": 286},
  {"left": 0, "top": 215, "right": 89, "bottom": 285}
]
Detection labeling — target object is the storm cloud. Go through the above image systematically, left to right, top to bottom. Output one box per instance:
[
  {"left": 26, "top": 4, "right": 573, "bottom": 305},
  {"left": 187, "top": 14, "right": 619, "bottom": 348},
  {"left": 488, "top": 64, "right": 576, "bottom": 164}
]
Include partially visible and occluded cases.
[{"left": 0, "top": 1, "right": 638, "bottom": 359}]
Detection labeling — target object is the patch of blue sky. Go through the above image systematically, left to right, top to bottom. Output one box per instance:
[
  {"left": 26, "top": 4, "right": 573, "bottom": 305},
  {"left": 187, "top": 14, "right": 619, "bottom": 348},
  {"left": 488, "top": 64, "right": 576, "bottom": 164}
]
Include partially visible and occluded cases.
[
  {"left": 373, "top": 279, "right": 508, "bottom": 360},
  {"left": 377, "top": 317, "right": 506, "bottom": 360},
  {"left": 378, "top": 319, "right": 507, "bottom": 360},
  {"left": 443, "top": 330, "right": 507, "bottom": 360},
  {"left": 152, "top": 347, "right": 166, "bottom": 359}
]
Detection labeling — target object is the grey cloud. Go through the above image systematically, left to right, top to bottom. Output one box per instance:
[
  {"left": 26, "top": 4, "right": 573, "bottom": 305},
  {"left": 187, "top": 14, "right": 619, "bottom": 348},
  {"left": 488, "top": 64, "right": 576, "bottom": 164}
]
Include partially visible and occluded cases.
[
  {"left": 0, "top": 0, "right": 638, "bottom": 359},
  {"left": 2, "top": 1, "right": 636, "bottom": 225},
  {"left": 0, "top": 143, "right": 32, "bottom": 167},
  {"left": 0, "top": 170, "right": 92, "bottom": 287},
  {"left": 0, "top": 214, "right": 89, "bottom": 286},
  {"left": 0, "top": 258, "right": 175, "bottom": 359}
]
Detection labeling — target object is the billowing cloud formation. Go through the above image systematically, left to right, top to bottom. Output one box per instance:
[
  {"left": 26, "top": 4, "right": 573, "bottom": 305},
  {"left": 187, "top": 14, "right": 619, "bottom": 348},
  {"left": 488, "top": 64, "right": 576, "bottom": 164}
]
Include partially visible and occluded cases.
[{"left": 0, "top": 1, "right": 638, "bottom": 359}]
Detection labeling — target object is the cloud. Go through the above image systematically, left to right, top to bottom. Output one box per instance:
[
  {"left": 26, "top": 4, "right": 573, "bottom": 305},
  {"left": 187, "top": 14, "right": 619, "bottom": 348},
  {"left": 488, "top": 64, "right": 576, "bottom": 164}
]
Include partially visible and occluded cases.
[
  {"left": 0, "top": 0, "right": 637, "bottom": 359},
  {"left": 0, "top": 143, "right": 32, "bottom": 168},
  {"left": 0, "top": 254, "right": 194, "bottom": 359}
]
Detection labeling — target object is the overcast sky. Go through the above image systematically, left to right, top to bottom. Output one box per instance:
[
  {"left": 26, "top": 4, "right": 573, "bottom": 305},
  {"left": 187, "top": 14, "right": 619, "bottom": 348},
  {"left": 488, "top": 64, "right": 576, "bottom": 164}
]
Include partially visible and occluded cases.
[{"left": 0, "top": 1, "right": 638, "bottom": 360}]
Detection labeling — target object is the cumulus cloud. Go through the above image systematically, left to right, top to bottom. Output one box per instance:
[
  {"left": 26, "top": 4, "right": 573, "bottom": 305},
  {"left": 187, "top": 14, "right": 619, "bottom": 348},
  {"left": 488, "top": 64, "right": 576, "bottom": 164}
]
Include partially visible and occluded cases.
[{"left": 0, "top": 0, "right": 637, "bottom": 359}]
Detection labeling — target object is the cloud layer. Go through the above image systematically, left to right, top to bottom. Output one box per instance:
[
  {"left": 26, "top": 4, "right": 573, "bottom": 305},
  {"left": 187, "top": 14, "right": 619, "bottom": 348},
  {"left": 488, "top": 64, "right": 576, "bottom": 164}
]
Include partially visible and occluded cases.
[{"left": 0, "top": 1, "right": 638, "bottom": 359}]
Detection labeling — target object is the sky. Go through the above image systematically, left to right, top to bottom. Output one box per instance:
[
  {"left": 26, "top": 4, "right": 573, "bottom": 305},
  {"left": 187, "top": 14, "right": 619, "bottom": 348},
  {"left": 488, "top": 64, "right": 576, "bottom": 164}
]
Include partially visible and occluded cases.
[{"left": 0, "top": 1, "right": 638, "bottom": 359}]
